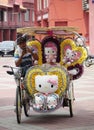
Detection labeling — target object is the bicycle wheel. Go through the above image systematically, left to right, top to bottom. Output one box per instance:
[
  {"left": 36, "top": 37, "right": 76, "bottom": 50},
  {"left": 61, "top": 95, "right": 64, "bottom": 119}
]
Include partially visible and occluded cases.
[
  {"left": 68, "top": 82, "right": 74, "bottom": 117},
  {"left": 16, "top": 86, "right": 22, "bottom": 124},
  {"left": 23, "top": 99, "right": 30, "bottom": 117},
  {"left": 69, "top": 99, "right": 73, "bottom": 117}
]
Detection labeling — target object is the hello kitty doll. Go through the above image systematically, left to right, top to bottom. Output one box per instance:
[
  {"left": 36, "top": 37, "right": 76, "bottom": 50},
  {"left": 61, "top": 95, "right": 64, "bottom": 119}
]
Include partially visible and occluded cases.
[
  {"left": 44, "top": 42, "right": 57, "bottom": 65},
  {"left": 63, "top": 46, "right": 79, "bottom": 65},
  {"left": 34, "top": 75, "right": 59, "bottom": 110},
  {"left": 33, "top": 93, "right": 45, "bottom": 110},
  {"left": 47, "top": 93, "right": 59, "bottom": 109}
]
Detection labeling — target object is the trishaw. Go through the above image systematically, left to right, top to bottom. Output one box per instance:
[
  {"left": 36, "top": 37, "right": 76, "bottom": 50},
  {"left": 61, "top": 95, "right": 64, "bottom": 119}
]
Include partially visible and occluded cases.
[{"left": 4, "top": 26, "right": 88, "bottom": 124}]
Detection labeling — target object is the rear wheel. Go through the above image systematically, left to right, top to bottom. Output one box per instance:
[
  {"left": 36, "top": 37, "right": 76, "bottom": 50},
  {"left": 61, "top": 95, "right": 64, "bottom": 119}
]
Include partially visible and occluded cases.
[
  {"left": 68, "top": 81, "right": 74, "bottom": 117},
  {"left": 16, "top": 86, "right": 22, "bottom": 124},
  {"left": 69, "top": 99, "right": 73, "bottom": 117}
]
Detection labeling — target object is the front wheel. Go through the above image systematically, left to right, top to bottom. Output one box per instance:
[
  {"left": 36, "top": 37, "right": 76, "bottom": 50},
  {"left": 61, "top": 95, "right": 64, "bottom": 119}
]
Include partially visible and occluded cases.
[{"left": 16, "top": 86, "right": 22, "bottom": 124}]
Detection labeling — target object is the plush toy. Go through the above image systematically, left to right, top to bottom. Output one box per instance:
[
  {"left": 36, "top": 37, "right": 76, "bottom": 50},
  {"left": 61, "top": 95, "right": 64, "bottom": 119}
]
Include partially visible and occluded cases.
[
  {"left": 44, "top": 42, "right": 57, "bottom": 64},
  {"left": 63, "top": 47, "right": 80, "bottom": 65},
  {"left": 34, "top": 75, "right": 59, "bottom": 110},
  {"left": 35, "top": 75, "right": 58, "bottom": 94},
  {"left": 33, "top": 93, "right": 45, "bottom": 110},
  {"left": 47, "top": 93, "right": 59, "bottom": 110}
]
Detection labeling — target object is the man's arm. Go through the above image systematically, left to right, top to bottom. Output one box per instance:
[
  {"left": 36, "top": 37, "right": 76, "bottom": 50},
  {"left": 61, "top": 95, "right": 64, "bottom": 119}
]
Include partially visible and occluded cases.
[{"left": 27, "top": 47, "right": 39, "bottom": 61}]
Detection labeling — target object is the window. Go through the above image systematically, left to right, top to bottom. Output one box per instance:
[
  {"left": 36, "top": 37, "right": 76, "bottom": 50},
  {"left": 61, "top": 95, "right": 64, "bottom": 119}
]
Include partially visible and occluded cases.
[
  {"left": 37, "top": 0, "right": 42, "bottom": 11},
  {"left": 43, "top": 0, "right": 49, "bottom": 9},
  {"left": 24, "top": 9, "right": 30, "bottom": 21},
  {"left": 0, "top": 10, "right": 4, "bottom": 21},
  {"left": 0, "top": 10, "right": 7, "bottom": 22},
  {"left": 32, "top": 10, "right": 35, "bottom": 22},
  {"left": 4, "top": 11, "right": 7, "bottom": 22},
  {"left": 9, "top": 11, "right": 14, "bottom": 22},
  {"left": 18, "top": 12, "right": 21, "bottom": 22},
  {"left": 55, "top": 21, "right": 68, "bottom": 26}
]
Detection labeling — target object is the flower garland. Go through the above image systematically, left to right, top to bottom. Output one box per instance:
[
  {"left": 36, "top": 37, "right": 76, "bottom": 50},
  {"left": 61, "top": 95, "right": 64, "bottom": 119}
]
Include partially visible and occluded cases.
[
  {"left": 60, "top": 38, "right": 88, "bottom": 68},
  {"left": 27, "top": 40, "right": 42, "bottom": 65},
  {"left": 67, "top": 64, "right": 84, "bottom": 80},
  {"left": 24, "top": 66, "right": 45, "bottom": 96},
  {"left": 24, "top": 66, "right": 70, "bottom": 97},
  {"left": 47, "top": 66, "right": 70, "bottom": 97}
]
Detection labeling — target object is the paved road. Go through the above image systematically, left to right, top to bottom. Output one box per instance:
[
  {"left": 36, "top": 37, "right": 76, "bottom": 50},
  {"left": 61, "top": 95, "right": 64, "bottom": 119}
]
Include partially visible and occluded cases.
[{"left": 0, "top": 57, "right": 94, "bottom": 130}]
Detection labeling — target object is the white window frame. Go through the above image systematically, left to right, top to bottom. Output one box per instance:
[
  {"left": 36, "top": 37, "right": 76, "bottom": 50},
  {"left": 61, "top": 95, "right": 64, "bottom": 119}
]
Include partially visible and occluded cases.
[
  {"left": 37, "top": 0, "right": 42, "bottom": 11},
  {"left": 43, "top": 0, "right": 49, "bottom": 9},
  {"left": 24, "top": 9, "right": 30, "bottom": 21},
  {"left": 32, "top": 10, "right": 35, "bottom": 22},
  {"left": 4, "top": 11, "right": 7, "bottom": 22}
]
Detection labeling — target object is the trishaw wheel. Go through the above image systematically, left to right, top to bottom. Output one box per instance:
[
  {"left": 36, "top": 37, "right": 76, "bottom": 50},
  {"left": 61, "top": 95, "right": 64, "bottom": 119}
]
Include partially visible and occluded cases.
[
  {"left": 85, "top": 60, "right": 90, "bottom": 67},
  {"left": 16, "top": 86, "right": 22, "bottom": 124},
  {"left": 69, "top": 99, "right": 73, "bottom": 117},
  {"left": 23, "top": 100, "right": 30, "bottom": 117}
]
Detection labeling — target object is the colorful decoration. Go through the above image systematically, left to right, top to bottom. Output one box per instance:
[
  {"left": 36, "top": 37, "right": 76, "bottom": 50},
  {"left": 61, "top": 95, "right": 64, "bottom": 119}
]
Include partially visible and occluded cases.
[
  {"left": 41, "top": 36, "right": 60, "bottom": 63},
  {"left": 60, "top": 38, "right": 88, "bottom": 68},
  {"left": 27, "top": 40, "right": 42, "bottom": 65},
  {"left": 44, "top": 42, "right": 57, "bottom": 64},
  {"left": 68, "top": 64, "right": 84, "bottom": 80},
  {"left": 24, "top": 66, "right": 69, "bottom": 97},
  {"left": 24, "top": 66, "right": 45, "bottom": 96},
  {"left": 47, "top": 67, "right": 69, "bottom": 96},
  {"left": 33, "top": 74, "right": 59, "bottom": 110},
  {"left": 33, "top": 93, "right": 45, "bottom": 110},
  {"left": 47, "top": 93, "right": 59, "bottom": 110}
]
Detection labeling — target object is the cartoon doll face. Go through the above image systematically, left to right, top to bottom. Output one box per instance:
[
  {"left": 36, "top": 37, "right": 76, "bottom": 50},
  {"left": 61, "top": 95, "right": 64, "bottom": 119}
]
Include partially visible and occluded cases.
[
  {"left": 44, "top": 42, "right": 57, "bottom": 63},
  {"left": 63, "top": 45, "right": 81, "bottom": 65},
  {"left": 35, "top": 75, "right": 58, "bottom": 94}
]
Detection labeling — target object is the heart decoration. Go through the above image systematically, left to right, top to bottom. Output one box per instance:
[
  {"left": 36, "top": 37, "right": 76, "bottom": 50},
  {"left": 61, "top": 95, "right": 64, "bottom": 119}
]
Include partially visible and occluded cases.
[
  {"left": 60, "top": 38, "right": 88, "bottom": 68},
  {"left": 27, "top": 40, "right": 42, "bottom": 65},
  {"left": 24, "top": 66, "right": 69, "bottom": 97},
  {"left": 24, "top": 66, "right": 45, "bottom": 96}
]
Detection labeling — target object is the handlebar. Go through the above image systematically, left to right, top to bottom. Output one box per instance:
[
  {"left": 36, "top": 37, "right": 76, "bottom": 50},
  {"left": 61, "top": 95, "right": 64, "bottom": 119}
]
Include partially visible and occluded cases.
[
  {"left": 3, "top": 65, "right": 31, "bottom": 78},
  {"left": 3, "top": 65, "right": 22, "bottom": 77}
]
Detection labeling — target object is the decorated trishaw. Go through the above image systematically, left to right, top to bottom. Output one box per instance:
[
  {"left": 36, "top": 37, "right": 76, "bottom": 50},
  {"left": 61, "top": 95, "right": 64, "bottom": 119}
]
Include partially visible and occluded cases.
[{"left": 4, "top": 26, "right": 88, "bottom": 124}]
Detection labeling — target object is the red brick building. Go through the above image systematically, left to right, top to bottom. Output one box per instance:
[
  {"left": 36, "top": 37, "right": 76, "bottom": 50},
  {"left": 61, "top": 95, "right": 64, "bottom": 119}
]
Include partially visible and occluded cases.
[{"left": 0, "top": 0, "right": 35, "bottom": 41}]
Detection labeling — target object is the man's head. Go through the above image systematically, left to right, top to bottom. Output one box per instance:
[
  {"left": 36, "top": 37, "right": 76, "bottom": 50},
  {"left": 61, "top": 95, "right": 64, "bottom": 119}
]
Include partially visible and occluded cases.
[{"left": 17, "top": 37, "right": 27, "bottom": 50}]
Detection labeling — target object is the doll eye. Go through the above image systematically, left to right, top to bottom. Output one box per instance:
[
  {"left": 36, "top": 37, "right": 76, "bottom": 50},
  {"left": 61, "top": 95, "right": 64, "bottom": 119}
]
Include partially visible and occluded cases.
[
  {"left": 39, "top": 84, "right": 41, "bottom": 87},
  {"left": 51, "top": 85, "right": 53, "bottom": 88}
]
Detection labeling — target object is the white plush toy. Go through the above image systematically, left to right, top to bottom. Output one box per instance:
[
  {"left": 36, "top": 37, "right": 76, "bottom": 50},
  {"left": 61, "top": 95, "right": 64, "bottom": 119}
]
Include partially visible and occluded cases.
[
  {"left": 44, "top": 43, "right": 57, "bottom": 64},
  {"left": 63, "top": 49, "right": 75, "bottom": 65},
  {"left": 34, "top": 75, "right": 59, "bottom": 110},
  {"left": 35, "top": 75, "right": 58, "bottom": 94},
  {"left": 33, "top": 94, "right": 45, "bottom": 110},
  {"left": 47, "top": 94, "right": 59, "bottom": 109}
]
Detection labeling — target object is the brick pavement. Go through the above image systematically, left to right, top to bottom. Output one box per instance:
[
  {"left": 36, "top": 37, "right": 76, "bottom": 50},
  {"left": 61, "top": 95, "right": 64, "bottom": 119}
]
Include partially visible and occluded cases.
[{"left": 0, "top": 57, "right": 94, "bottom": 130}]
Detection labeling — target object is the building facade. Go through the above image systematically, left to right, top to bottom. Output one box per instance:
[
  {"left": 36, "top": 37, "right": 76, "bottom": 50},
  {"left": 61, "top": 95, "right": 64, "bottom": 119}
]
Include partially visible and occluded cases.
[
  {"left": 0, "top": 0, "right": 35, "bottom": 41},
  {"left": 34, "top": 0, "right": 89, "bottom": 46},
  {"left": 89, "top": 0, "right": 94, "bottom": 54}
]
